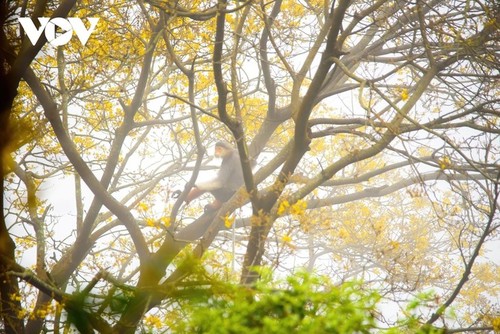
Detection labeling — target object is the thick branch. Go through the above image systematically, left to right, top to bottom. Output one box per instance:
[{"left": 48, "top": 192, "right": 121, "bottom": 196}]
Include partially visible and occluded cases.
[{"left": 24, "top": 68, "right": 150, "bottom": 263}]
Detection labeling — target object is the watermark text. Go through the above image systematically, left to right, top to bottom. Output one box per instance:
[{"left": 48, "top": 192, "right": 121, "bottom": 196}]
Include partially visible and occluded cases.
[{"left": 18, "top": 17, "right": 99, "bottom": 47}]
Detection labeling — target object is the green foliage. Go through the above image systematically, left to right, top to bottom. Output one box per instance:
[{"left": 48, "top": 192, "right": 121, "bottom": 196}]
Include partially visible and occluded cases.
[
  {"left": 173, "top": 270, "right": 380, "bottom": 334},
  {"left": 108, "top": 290, "right": 134, "bottom": 314}
]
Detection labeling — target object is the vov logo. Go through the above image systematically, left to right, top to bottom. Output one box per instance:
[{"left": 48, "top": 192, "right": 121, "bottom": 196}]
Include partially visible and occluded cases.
[{"left": 18, "top": 17, "right": 99, "bottom": 47}]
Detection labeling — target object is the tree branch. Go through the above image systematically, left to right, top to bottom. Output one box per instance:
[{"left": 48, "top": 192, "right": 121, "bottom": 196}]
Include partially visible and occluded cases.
[{"left": 426, "top": 175, "right": 500, "bottom": 325}]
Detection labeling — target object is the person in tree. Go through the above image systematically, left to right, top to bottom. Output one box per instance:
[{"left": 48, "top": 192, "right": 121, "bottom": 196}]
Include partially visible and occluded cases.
[{"left": 185, "top": 141, "right": 246, "bottom": 211}]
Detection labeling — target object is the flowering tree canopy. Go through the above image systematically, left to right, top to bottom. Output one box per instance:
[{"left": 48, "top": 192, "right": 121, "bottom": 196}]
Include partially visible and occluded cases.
[{"left": 1, "top": 0, "right": 499, "bottom": 332}]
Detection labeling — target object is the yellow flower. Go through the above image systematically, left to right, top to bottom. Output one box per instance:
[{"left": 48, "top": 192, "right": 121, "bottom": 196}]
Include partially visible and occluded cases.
[
  {"left": 401, "top": 88, "right": 409, "bottom": 101},
  {"left": 438, "top": 156, "right": 451, "bottom": 170},
  {"left": 290, "top": 199, "right": 307, "bottom": 216},
  {"left": 277, "top": 200, "right": 290, "bottom": 216},
  {"left": 138, "top": 202, "right": 149, "bottom": 211},
  {"left": 224, "top": 215, "right": 235, "bottom": 228},
  {"left": 161, "top": 216, "right": 171, "bottom": 227},
  {"left": 146, "top": 218, "right": 156, "bottom": 227},
  {"left": 338, "top": 227, "right": 349, "bottom": 239},
  {"left": 389, "top": 240, "right": 400, "bottom": 250},
  {"left": 10, "top": 293, "right": 22, "bottom": 302},
  {"left": 145, "top": 315, "right": 163, "bottom": 329},
  {"left": 491, "top": 317, "right": 500, "bottom": 331}
]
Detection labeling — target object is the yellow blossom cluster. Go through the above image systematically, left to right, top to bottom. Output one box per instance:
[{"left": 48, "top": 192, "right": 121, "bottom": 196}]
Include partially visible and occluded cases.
[{"left": 277, "top": 199, "right": 307, "bottom": 217}]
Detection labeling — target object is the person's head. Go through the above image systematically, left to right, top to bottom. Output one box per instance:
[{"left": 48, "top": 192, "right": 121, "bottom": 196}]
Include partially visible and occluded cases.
[{"left": 214, "top": 141, "right": 233, "bottom": 158}]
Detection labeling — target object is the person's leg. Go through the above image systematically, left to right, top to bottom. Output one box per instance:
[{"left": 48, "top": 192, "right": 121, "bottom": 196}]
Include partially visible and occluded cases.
[
  {"left": 186, "top": 187, "right": 206, "bottom": 203},
  {"left": 204, "top": 199, "right": 223, "bottom": 212}
]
